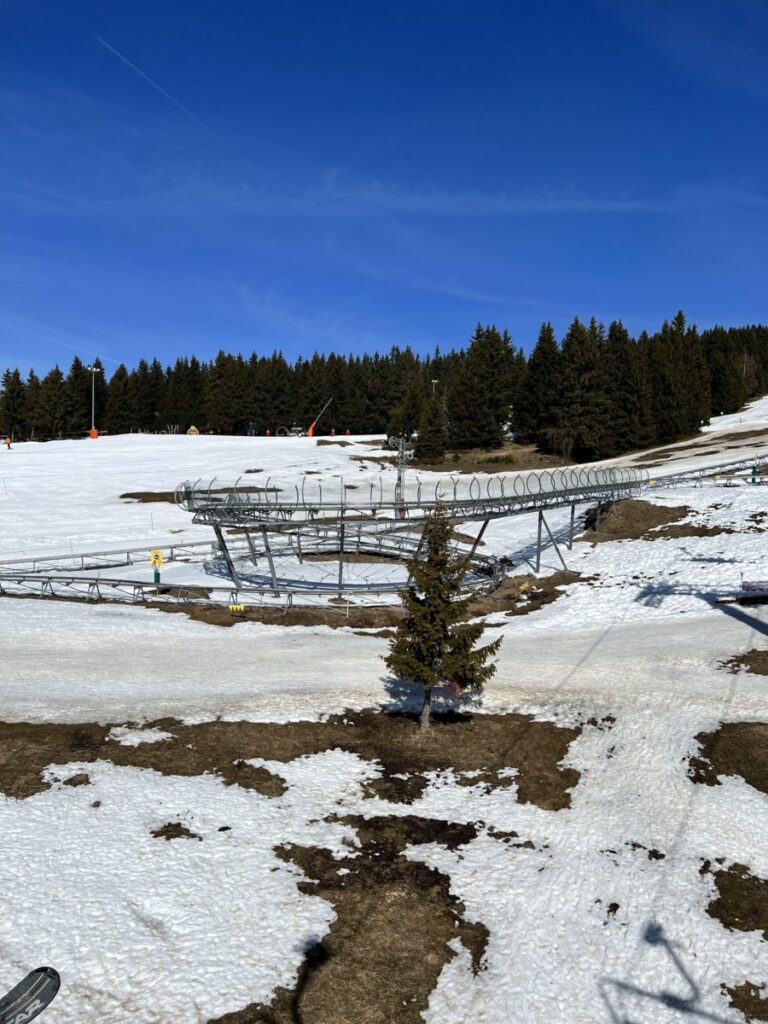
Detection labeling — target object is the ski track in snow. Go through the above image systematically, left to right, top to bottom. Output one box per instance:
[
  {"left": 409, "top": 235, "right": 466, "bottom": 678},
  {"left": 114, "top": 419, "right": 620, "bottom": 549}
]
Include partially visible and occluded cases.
[{"left": 2, "top": 408, "right": 768, "bottom": 1023}]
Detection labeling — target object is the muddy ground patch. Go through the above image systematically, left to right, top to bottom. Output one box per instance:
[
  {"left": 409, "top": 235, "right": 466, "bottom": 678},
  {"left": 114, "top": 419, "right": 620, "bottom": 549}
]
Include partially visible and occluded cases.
[
  {"left": 580, "top": 499, "right": 733, "bottom": 542},
  {"left": 721, "top": 650, "right": 768, "bottom": 676},
  {"left": 0, "top": 709, "right": 581, "bottom": 809},
  {"left": 1, "top": 711, "right": 580, "bottom": 1023},
  {"left": 689, "top": 721, "right": 768, "bottom": 796},
  {"left": 212, "top": 816, "right": 488, "bottom": 1024},
  {"left": 703, "top": 860, "right": 768, "bottom": 941},
  {"left": 723, "top": 981, "right": 768, "bottom": 1022}
]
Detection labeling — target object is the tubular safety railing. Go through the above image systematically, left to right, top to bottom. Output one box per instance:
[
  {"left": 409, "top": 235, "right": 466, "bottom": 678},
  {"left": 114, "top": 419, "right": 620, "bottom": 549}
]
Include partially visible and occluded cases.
[{"left": 174, "top": 465, "right": 650, "bottom": 528}]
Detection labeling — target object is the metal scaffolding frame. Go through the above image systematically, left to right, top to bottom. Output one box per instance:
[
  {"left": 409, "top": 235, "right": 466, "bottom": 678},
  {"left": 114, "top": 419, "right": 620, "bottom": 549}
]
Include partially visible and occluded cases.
[{"left": 170, "top": 464, "right": 651, "bottom": 597}]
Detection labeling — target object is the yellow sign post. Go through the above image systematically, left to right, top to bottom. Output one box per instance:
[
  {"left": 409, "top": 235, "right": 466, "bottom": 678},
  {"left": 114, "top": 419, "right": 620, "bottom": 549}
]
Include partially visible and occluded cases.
[{"left": 150, "top": 549, "right": 163, "bottom": 584}]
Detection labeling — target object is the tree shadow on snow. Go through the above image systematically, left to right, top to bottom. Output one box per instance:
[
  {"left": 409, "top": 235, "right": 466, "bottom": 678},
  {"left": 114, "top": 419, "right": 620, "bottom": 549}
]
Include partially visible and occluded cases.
[
  {"left": 381, "top": 676, "right": 480, "bottom": 718},
  {"left": 599, "top": 922, "right": 736, "bottom": 1023}
]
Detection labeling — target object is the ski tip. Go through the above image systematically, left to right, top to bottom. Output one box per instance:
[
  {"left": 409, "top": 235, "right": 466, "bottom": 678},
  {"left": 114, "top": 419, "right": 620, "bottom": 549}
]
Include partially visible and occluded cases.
[{"left": 30, "top": 970, "right": 59, "bottom": 989}]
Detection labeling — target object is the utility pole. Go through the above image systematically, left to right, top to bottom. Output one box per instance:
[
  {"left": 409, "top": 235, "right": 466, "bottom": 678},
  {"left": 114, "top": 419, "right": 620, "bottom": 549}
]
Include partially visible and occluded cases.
[{"left": 85, "top": 364, "right": 101, "bottom": 435}]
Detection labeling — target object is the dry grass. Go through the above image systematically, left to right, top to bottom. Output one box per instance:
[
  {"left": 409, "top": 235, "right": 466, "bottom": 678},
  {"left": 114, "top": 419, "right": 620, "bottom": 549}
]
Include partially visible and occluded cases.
[
  {"left": 411, "top": 442, "right": 571, "bottom": 474},
  {"left": 580, "top": 499, "right": 734, "bottom": 543},
  {"left": 721, "top": 649, "right": 768, "bottom": 675},
  {"left": 0, "top": 709, "right": 580, "bottom": 1024},
  {"left": 0, "top": 710, "right": 580, "bottom": 810},
  {"left": 689, "top": 721, "right": 768, "bottom": 797},
  {"left": 213, "top": 816, "right": 487, "bottom": 1024},
  {"left": 703, "top": 860, "right": 768, "bottom": 941},
  {"left": 723, "top": 981, "right": 768, "bottom": 1022}
]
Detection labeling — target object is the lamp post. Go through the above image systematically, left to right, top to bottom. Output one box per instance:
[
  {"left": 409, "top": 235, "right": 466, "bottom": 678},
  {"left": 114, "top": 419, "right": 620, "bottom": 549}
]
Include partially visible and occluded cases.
[
  {"left": 85, "top": 364, "right": 101, "bottom": 435},
  {"left": 431, "top": 378, "right": 438, "bottom": 395}
]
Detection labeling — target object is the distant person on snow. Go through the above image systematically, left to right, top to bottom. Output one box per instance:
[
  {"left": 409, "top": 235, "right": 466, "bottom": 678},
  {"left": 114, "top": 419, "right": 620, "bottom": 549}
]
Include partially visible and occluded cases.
[{"left": 4, "top": 436, "right": 10, "bottom": 450}]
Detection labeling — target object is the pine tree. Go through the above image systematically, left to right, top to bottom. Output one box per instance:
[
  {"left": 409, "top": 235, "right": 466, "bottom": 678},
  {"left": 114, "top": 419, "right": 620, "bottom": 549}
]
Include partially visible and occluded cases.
[
  {"left": 544, "top": 317, "right": 608, "bottom": 461},
  {"left": 604, "top": 320, "right": 642, "bottom": 456},
  {"left": 523, "top": 322, "right": 560, "bottom": 445},
  {"left": 449, "top": 325, "right": 514, "bottom": 449},
  {"left": 65, "top": 356, "right": 91, "bottom": 434},
  {"left": 104, "top": 365, "right": 135, "bottom": 434},
  {"left": 38, "top": 366, "right": 68, "bottom": 438},
  {"left": 0, "top": 369, "right": 26, "bottom": 439},
  {"left": 25, "top": 370, "right": 42, "bottom": 439},
  {"left": 414, "top": 389, "right": 446, "bottom": 461},
  {"left": 385, "top": 503, "right": 501, "bottom": 729}
]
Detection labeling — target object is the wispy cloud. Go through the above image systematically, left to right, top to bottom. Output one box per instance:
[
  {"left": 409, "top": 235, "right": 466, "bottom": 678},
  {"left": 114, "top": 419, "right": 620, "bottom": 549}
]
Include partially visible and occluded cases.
[{"left": 0, "top": 313, "right": 124, "bottom": 370}]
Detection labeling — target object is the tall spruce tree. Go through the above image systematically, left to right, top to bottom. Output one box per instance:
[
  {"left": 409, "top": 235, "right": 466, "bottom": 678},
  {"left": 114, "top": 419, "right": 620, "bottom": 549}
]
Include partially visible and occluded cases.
[
  {"left": 604, "top": 320, "right": 642, "bottom": 456},
  {"left": 523, "top": 322, "right": 560, "bottom": 446},
  {"left": 449, "top": 325, "right": 513, "bottom": 449},
  {"left": 65, "top": 357, "right": 91, "bottom": 434},
  {"left": 105, "top": 364, "right": 135, "bottom": 434},
  {"left": 38, "top": 366, "right": 68, "bottom": 438},
  {"left": 0, "top": 369, "right": 26, "bottom": 438},
  {"left": 414, "top": 389, "right": 446, "bottom": 461},
  {"left": 385, "top": 503, "right": 500, "bottom": 729}
]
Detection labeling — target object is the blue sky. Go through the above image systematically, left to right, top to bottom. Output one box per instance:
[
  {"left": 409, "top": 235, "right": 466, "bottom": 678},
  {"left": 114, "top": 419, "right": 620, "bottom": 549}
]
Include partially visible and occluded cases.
[{"left": 2, "top": 0, "right": 767, "bottom": 374}]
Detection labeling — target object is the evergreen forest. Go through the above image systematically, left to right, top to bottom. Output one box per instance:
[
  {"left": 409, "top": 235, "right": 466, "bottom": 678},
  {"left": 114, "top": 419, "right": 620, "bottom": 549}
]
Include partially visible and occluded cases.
[{"left": 1, "top": 312, "right": 766, "bottom": 462}]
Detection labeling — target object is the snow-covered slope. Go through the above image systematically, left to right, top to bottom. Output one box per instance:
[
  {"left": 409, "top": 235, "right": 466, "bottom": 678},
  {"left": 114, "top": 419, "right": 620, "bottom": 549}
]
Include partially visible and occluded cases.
[{"left": 1, "top": 412, "right": 767, "bottom": 1024}]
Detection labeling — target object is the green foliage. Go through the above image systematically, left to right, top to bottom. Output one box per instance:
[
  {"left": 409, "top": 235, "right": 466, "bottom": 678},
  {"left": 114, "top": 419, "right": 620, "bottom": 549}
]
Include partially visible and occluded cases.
[
  {"left": 1, "top": 313, "right": 767, "bottom": 450},
  {"left": 449, "top": 325, "right": 515, "bottom": 449},
  {"left": 0, "top": 369, "right": 26, "bottom": 438},
  {"left": 413, "top": 390, "right": 446, "bottom": 460},
  {"left": 385, "top": 504, "right": 500, "bottom": 726}
]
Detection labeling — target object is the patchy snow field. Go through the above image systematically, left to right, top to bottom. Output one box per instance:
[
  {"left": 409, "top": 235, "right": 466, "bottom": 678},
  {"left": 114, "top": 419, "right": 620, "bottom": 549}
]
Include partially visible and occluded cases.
[{"left": 2, "top": 405, "right": 768, "bottom": 1023}]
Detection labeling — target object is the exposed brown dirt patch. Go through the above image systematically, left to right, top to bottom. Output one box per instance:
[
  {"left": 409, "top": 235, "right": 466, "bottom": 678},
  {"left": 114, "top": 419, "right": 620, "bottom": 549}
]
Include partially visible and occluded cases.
[
  {"left": 630, "top": 428, "right": 768, "bottom": 466},
  {"left": 315, "top": 439, "right": 353, "bottom": 447},
  {"left": 411, "top": 441, "right": 570, "bottom": 474},
  {"left": 121, "top": 485, "right": 279, "bottom": 504},
  {"left": 120, "top": 490, "right": 176, "bottom": 503},
  {"left": 580, "top": 499, "right": 733, "bottom": 542},
  {"left": 300, "top": 551, "right": 400, "bottom": 564},
  {"left": 469, "top": 570, "right": 586, "bottom": 617},
  {"left": 154, "top": 601, "right": 406, "bottom": 629},
  {"left": 721, "top": 650, "right": 768, "bottom": 675},
  {"left": 0, "top": 710, "right": 581, "bottom": 811},
  {"left": 0, "top": 721, "right": 287, "bottom": 800},
  {"left": 689, "top": 722, "right": 768, "bottom": 795},
  {"left": 210, "top": 814, "right": 487, "bottom": 1024},
  {"left": 151, "top": 821, "right": 201, "bottom": 841},
  {"left": 704, "top": 861, "right": 768, "bottom": 940},
  {"left": 724, "top": 981, "right": 768, "bottom": 1022}
]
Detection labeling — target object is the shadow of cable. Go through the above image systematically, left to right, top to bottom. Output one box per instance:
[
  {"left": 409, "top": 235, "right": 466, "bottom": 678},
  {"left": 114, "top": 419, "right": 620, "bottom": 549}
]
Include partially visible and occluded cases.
[
  {"left": 630, "top": 578, "right": 768, "bottom": 640},
  {"left": 599, "top": 922, "right": 736, "bottom": 1023}
]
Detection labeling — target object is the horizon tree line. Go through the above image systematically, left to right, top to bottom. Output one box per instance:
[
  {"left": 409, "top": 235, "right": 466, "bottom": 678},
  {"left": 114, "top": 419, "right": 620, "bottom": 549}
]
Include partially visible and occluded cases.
[{"left": 1, "top": 313, "right": 765, "bottom": 462}]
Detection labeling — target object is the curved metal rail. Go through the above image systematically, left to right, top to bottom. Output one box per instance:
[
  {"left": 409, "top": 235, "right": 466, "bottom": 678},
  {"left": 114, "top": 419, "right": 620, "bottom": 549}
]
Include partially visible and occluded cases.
[{"left": 175, "top": 465, "right": 650, "bottom": 530}]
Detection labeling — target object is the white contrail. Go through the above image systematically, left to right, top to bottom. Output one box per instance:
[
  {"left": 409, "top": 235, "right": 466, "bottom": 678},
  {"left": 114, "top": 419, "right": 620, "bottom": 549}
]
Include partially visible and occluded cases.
[{"left": 96, "top": 36, "right": 202, "bottom": 124}]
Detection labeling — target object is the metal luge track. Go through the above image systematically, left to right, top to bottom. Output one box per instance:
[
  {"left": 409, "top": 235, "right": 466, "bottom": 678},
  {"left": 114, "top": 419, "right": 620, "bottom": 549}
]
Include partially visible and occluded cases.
[
  {"left": 2, "top": 453, "right": 761, "bottom": 610},
  {"left": 175, "top": 465, "right": 650, "bottom": 529}
]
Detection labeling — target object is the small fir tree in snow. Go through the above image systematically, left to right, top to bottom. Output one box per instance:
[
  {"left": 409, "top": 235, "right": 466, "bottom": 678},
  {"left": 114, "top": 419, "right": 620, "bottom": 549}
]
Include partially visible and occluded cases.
[{"left": 385, "top": 503, "right": 501, "bottom": 729}]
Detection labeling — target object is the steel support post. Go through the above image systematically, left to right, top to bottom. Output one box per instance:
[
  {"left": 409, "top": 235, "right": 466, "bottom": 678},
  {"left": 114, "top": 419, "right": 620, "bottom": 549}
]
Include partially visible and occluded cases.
[
  {"left": 569, "top": 503, "right": 575, "bottom": 550},
  {"left": 535, "top": 510, "right": 543, "bottom": 572},
  {"left": 541, "top": 512, "right": 569, "bottom": 571},
  {"left": 469, "top": 519, "right": 489, "bottom": 559},
  {"left": 338, "top": 522, "right": 345, "bottom": 595},
  {"left": 213, "top": 524, "right": 242, "bottom": 587},
  {"left": 260, "top": 526, "right": 280, "bottom": 596},
  {"left": 406, "top": 528, "right": 427, "bottom": 586},
  {"left": 244, "top": 529, "right": 259, "bottom": 566},
  {"left": 296, "top": 531, "right": 304, "bottom": 564}
]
